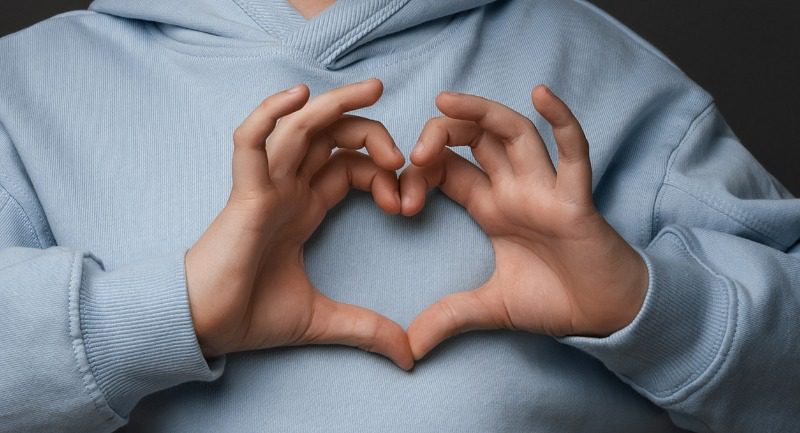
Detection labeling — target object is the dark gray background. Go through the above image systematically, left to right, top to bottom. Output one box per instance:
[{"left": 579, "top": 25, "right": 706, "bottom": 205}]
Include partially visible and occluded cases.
[{"left": 1, "top": 1, "right": 798, "bottom": 194}]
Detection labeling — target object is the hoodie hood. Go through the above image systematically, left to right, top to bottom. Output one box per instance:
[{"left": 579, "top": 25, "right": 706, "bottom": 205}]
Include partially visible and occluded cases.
[{"left": 88, "top": 0, "right": 498, "bottom": 68}]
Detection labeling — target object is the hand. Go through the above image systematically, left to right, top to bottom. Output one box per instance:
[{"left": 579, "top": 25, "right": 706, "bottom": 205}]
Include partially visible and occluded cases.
[
  {"left": 185, "top": 79, "right": 415, "bottom": 370},
  {"left": 401, "top": 86, "right": 648, "bottom": 360}
]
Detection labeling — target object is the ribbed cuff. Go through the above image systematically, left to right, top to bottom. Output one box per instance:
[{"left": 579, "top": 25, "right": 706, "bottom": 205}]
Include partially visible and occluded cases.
[
  {"left": 558, "top": 229, "right": 737, "bottom": 402},
  {"left": 78, "top": 249, "right": 225, "bottom": 416}
]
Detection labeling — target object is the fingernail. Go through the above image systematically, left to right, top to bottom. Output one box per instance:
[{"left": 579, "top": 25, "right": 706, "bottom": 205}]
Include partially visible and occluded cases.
[
  {"left": 285, "top": 83, "right": 304, "bottom": 94},
  {"left": 441, "top": 91, "right": 462, "bottom": 96},
  {"left": 412, "top": 141, "right": 426, "bottom": 158},
  {"left": 402, "top": 195, "right": 412, "bottom": 211}
]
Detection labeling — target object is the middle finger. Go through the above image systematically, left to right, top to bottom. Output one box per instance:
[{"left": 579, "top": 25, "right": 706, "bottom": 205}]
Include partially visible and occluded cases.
[{"left": 297, "top": 114, "right": 404, "bottom": 179}]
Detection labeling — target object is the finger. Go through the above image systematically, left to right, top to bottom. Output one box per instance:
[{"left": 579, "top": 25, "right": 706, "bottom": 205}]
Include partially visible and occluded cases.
[
  {"left": 268, "top": 78, "right": 385, "bottom": 178},
  {"left": 231, "top": 84, "right": 310, "bottom": 195},
  {"left": 532, "top": 85, "right": 593, "bottom": 204},
  {"left": 435, "top": 91, "right": 556, "bottom": 179},
  {"left": 297, "top": 115, "right": 404, "bottom": 179},
  {"left": 324, "top": 115, "right": 404, "bottom": 170},
  {"left": 411, "top": 116, "right": 510, "bottom": 177},
  {"left": 296, "top": 134, "right": 333, "bottom": 180},
  {"left": 399, "top": 148, "right": 491, "bottom": 217},
  {"left": 311, "top": 150, "right": 401, "bottom": 215},
  {"left": 407, "top": 288, "right": 508, "bottom": 361},
  {"left": 306, "top": 295, "right": 415, "bottom": 370}
]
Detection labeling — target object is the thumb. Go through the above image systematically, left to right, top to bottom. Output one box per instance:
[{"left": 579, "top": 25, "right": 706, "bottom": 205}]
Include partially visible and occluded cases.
[
  {"left": 407, "top": 287, "right": 507, "bottom": 361},
  {"left": 304, "top": 295, "right": 415, "bottom": 370}
]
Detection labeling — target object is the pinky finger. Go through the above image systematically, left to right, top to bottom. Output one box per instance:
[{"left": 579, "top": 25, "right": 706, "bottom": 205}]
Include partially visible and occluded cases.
[{"left": 531, "top": 85, "right": 593, "bottom": 204}]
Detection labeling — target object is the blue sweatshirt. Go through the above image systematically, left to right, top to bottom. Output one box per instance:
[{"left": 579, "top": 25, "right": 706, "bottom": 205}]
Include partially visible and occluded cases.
[{"left": 1, "top": 1, "right": 798, "bottom": 432}]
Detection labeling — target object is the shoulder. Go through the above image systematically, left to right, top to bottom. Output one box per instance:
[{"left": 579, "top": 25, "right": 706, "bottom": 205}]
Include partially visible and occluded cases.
[
  {"left": 486, "top": 0, "right": 695, "bottom": 82},
  {"left": 0, "top": 10, "right": 142, "bottom": 79},
  {"left": 0, "top": 10, "right": 114, "bottom": 49}
]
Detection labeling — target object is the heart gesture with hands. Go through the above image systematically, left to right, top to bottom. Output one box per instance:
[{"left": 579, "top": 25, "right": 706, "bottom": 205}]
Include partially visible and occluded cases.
[
  {"left": 185, "top": 79, "right": 415, "bottom": 370},
  {"left": 185, "top": 79, "right": 648, "bottom": 370},
  {"left": 401, "top": 86, "right": 649, "bottom": 361}
]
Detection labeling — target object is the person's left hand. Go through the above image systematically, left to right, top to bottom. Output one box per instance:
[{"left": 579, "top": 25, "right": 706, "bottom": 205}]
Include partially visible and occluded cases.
[{"left": 400, "top": 86, "right": 650, "bottom": 361}]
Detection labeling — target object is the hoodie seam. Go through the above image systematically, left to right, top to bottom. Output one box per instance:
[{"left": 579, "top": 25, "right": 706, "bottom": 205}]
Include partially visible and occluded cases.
[
  {"left": 229, "top": 0, "right": 282, "bottom": 40},
  {"left": 317, "top": 0, "right": 409, "bottom": 65},
  {"left": 143, "top": 14, "right": 468, "bottom": 71},
  {"left": 650, "top": 101, "right": 715, "bottom": 240},
  {"left": 0, "top": 119, "right": 49, "bottom": 249},
  {"left": 69, "top": 250, "right": 121, "bottom": 426}
]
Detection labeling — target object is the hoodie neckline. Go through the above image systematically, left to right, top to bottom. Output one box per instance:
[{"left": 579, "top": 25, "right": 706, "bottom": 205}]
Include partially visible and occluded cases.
[
  {"left": 89, "top": 0, "right": 499, "bottom": 69},
  {"left": 232, "top": 0, "right": 411, "bottom": 66}
]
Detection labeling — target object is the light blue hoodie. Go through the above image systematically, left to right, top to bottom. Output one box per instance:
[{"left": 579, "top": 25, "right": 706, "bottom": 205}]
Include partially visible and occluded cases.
[{"left": 1, "top": 1, "right": 798, "bottom": 432}]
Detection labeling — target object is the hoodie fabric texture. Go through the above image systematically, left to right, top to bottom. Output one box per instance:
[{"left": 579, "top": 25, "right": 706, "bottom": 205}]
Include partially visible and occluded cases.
[{"left": 1, "top": 1, "right": 799, "bottom": 432}]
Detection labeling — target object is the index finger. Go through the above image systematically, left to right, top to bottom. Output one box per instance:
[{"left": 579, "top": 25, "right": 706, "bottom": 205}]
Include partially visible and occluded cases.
[
  {"left": 267, "top": 78, "right": 385, "bottom": 178},
  {"left": 230, "top": 84, "right": 310, "bottom": 196}
]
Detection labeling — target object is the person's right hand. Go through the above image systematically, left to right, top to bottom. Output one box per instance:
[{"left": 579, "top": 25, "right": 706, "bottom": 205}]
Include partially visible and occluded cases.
[{"left": 185, "top": 79, "right": 414, "bottom": 370}]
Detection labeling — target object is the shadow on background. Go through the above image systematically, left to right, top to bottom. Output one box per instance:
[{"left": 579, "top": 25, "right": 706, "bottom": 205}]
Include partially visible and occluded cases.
[{"left": 1, "top": 0, "right": 798, "bottom": 194}]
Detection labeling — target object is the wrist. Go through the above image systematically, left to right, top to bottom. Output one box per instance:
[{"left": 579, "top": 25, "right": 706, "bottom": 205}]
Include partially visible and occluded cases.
[
  {"left": 577, "top": 244, "right": 649, "bottom": 338},
  {"left": 184, "top": 246, "right": 229, "bottom": 357},
  {"left": 607, "top": 248, "right": 649, "bottom": 335}
]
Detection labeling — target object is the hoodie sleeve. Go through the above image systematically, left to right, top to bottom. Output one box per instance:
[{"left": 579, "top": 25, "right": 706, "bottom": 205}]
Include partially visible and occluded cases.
[
  {"left": 559, "top": 103, "right": 800, "bottom": 432},
  {"left": 0, "top": 124, "right": 224, "bottom": 433}
]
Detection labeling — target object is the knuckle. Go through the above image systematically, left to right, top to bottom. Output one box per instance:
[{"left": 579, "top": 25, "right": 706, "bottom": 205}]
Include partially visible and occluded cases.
[
  {"left": 317, "top": 93, "right": 347, "bottom": 114},
  {"left": 257, "top": 96, "right": 273, "bottom": 111},
  {"left": 283, "top": 114, "right": 313, "bottom": 137},
  {"left": 425, "top": 116, "right": 446, "bottom": 131},
  {"left": 522, "top": 117, "right": 537, "bottom": 132},
  {"left": 365, "top": 118, "right": 387, "bottom": 132},
  {"left": 232, "top": 127, "right": 246, "bottom": 146},
  {"left": 226, "top": 193, "right": 275, "bottom": 218},
  {"left": 467, "top": 196, "right": 497, "bottom": 223},
  {"left": 437, "top": 298, "right": 463, "bottom": 334},
  {"left": 358, "top": 316, "right": 383, "bottom": 353}
]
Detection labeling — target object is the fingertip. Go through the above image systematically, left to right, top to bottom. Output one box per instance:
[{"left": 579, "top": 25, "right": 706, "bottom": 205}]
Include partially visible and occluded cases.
[
  {"left": 363, "top": 76, "right": 383, "bottom": 87},
  {"left": 360, "top": 77, "right": 384, "bottom": 103},
  {"left": 371, "top": 77, "right": 384, "bottom": 92},
  {"left": 285, "top": 82, "right": 309, "bottom": 95},
  {"left": 282, "top": 83, "right": 311, "bottom": 108},
  {"left": 531, "top": 83, "right": 550, "bottom": 99},
  {"left": 531, "top": 84, "right": 553, "bottom": 111},
  {"left": 532, "top": 84, "right": 571, "bottom": 127},
  {"left": 434, "top": 91, "right": 459, "bottom": 113},
  {"left": 410, "top": 140, "right": 443, "bottom": 168},
  {"left": 409, "top": 143, "right": 426, "bottom": 166},
  {"left": 389, "top": 148, "right": 406, "bottom": 170},
  {"left": 398, "top": 168, "right": 423, "bottom": 216},
  {"left": 373, "top": 172, "right": 402, "bottom": 215},
  {"left": 400, "top": 190, "right": 425, "bottom": 217},
  {"left": 400, "top": 196, "right": 413, "bottom": 216},
  {"left": 380, "top": 318, "right": 415, "bottom": 371},
  {"left": 406, "top": 322, "right": 431, "bottom": 361},
  {"left": 398, "top": 339, "right": 416, "bottom": 371},
  {"left": 396, "top": 357, "right": 415, "bottom": 372}
]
